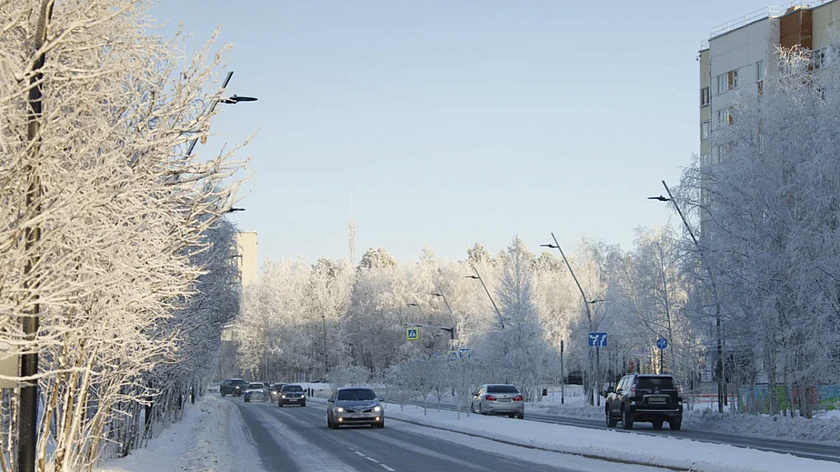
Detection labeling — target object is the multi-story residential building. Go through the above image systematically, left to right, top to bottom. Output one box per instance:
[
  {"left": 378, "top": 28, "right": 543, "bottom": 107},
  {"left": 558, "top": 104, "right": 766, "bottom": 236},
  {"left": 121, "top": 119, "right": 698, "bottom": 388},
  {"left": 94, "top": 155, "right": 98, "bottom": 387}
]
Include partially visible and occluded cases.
[
  {"left": 699, "top": 0, "right": 840, "bottom": 168},
  {"left": 235, "top": 231, "right": 258, "bottom": 287}
]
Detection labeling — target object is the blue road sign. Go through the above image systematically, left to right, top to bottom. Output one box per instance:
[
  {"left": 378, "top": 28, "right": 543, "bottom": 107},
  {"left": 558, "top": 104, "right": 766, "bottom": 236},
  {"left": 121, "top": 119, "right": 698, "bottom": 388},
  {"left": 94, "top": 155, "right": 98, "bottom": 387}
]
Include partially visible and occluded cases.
[
  {"left": 406, "top": 328, "right": 419, "bottom": 341},
  {"left": 588, "top": 332, "right": 608, "bottom": 347},
  {"left": 656, "top": 337, "right": 668, "bottom": 350},
  {"left": 458, "top": 348, "right": 472, "bottom": 359}
]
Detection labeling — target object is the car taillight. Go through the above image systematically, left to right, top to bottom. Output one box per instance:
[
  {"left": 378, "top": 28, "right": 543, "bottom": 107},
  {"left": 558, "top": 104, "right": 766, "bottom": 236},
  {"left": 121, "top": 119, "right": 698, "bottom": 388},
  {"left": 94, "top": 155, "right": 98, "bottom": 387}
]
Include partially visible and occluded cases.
[
  {"left": 630, "top": 386, "right": 636, "bottom": 393},
  {"left": 485, "top": 395, "right": 497, "bottom": 401},
  {"left": 513, "top": 395, "right": 523, "bottom": 402}
]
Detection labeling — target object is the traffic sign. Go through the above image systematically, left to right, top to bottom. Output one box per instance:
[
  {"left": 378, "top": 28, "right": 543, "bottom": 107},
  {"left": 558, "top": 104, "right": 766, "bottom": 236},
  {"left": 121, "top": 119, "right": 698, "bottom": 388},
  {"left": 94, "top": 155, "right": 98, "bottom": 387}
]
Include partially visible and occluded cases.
[
  {"left": 406, "top": 328, "right": 419, "bottom": 341},
  {"left": 588, "top": 332, "right": 608, "bottom": 348},
  {"left": 656, "top": 337, "right": 668, "bottom": 350},
  {"left": 458, "top": 348, "right": 472, "bottom": 359},
  {"left": 448, "top": 351, "right": 458, "bottom": 361}
]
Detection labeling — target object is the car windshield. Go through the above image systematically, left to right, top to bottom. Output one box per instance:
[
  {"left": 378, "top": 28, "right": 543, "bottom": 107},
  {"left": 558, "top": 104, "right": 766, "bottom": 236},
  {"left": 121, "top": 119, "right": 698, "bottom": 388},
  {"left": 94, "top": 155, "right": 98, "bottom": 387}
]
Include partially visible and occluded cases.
[
  {"left": 637, "top": 377, "right": 676, "bottom": 390},
  {"left": 232, "top": 379, "right": 248, "bottom": 385},
  {"left": 248, "top": 383, "right": 264, "bottom": 389},
  {"left": 272, "top": 384, "right": 284, "bottom": 389},
  {"left": 283, "top": 385, "right": 303, "bottom": 392},
  {"left": 487, "top": 385, "right": 519, "bottom": 393},
  {"left": 337, "top": 388, "right": 376, "bottom": 401}
]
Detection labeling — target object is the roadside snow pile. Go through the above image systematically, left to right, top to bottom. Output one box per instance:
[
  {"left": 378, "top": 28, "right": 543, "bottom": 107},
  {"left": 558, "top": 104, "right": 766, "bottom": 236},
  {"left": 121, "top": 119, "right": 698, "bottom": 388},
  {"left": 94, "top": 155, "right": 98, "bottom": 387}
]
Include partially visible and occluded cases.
[
  {"left": 530, "top": 387, "right": 840, "bottom": 444},
  {"left": 97, "top": 395, "right": 265, "bottom": 472},
  {"left": 685, "top": 408, "right": 840, "bottom": 443}
]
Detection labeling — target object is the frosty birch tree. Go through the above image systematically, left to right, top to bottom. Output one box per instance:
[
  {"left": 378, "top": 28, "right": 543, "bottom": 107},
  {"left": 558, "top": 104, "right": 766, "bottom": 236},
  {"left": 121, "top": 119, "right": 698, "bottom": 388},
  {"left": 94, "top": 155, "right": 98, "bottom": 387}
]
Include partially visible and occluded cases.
[{"left": 0, "top": 1, "right": 246, "bottom": 470}]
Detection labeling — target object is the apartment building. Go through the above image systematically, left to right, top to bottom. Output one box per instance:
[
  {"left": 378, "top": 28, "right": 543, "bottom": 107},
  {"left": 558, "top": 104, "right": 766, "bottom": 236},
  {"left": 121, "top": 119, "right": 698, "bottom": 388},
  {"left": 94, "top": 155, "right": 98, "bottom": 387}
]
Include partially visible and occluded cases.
[
  {"left": 699, "top": 0, "right": 840, "bottom": 166},
  {"left": 236, "top": 231, "right": 259, "bottom": 287}
]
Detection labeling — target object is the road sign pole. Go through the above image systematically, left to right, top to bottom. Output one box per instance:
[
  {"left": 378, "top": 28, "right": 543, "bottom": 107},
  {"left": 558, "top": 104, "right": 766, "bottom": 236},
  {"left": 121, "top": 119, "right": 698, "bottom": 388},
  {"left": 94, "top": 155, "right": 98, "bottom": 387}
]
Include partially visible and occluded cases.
[
  {"left": 560, "top": 339, "right": 565, "bottom": 405},
  {"left": 595, "top": 346, "right": 600, "bottom": 407}
]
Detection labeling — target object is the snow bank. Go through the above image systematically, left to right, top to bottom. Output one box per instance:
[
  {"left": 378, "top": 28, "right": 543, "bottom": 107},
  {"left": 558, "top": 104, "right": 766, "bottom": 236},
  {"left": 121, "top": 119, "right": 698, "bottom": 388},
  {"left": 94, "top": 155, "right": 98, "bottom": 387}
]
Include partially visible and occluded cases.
[{"left": 96, "top": 395, "right": 265, "bottom": 472}]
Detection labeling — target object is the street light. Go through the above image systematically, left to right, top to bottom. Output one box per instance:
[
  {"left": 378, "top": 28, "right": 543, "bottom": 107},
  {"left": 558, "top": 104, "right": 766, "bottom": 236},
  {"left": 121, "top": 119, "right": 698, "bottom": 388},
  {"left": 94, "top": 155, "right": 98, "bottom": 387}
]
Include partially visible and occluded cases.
[
  {"left": 185, "top": 71, "right": 257, "bottom": 157},
  {"left": 649, "top": 179, "right": 725, "bottom": 412},
  {"left": 227, "top": 207, "right": 245, "bottom": 213},
  {"left": 541, "top": 233, "right": 602, "bottom": 406},
  {"left": 465, "top": 267, "right": 505, "bottom": 329},
  {"left": 432, "top": 291, "right": 457, "bottom": 346}
]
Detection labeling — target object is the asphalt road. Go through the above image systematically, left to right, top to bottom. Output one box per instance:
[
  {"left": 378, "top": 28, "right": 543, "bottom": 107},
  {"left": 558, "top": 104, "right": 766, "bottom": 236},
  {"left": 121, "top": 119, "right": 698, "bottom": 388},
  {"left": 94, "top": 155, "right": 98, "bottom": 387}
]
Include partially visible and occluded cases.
[{"left": 228, "top": 398, "right": 670, "bottom": 472}]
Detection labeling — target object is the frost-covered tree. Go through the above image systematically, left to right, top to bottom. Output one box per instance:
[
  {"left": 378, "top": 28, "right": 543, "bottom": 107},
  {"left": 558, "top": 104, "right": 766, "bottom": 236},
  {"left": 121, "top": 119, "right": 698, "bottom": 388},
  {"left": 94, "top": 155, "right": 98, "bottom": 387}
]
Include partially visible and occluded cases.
[
  {"left": 0, "top": 1, "right": 246, "bottom": 470},
  {"left": 679, "top": 44, "right": 840, "bottom": 417}
]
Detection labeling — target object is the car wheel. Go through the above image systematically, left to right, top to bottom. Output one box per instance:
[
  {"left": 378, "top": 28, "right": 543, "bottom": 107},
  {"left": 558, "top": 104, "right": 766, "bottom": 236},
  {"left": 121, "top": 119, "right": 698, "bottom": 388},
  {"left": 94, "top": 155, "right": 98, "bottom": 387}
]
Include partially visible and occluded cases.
[
  {"left": 221, "top": 392, "right": 226, "bottom": 397},
  {"left": 244, "top": 398, "right": 249, "bottom": 403},
  {"left": 279, "top": 402, "right": 284, "bottom": 407},
  {"left": 301, "top": 402, "right": 306, "bottom": 407},
  {"left": 470, "top": 402, "right": 477, "bottom": 414},
  {"left": 479, "top": 403, "right": 487, "bottom": 415},
  {"left": 606, "top": 407, "right": 618, "bottom": 428},
  {"left": 622, "top": 407, "right": 634, "bottom": 430},
  {"left": 517, "top": 412, "right": 524, "bottom": 420},
  {"left": 508, "top": 414, "right": 515, "bottom": 418},
  {"left": 329, "top": 416, "right": 339, "bottom": 430},
  {"left": 669, "top": 417, "right": 682, "bottom": 431},
  {"left": 376, "top": 420, "right": 385, "bottom": 429},
  {"left": 653, "top": 420, "right": 664, "bottom": 430}
]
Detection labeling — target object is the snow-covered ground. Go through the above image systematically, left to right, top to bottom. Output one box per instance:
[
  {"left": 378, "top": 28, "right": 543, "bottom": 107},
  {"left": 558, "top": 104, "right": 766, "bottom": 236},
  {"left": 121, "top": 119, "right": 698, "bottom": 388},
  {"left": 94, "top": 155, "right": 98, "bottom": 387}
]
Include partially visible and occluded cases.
[
  {"left": 97, "top": 384, "right": 840, "bottom": 472},
  {"left": 97, "top": 395, "right": 263, "bottom": 472}
]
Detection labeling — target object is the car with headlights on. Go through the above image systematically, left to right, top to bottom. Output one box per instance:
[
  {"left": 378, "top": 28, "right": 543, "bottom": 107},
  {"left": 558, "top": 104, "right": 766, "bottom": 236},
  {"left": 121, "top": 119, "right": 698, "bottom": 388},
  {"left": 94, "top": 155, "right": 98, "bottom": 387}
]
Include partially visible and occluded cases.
[
  {"left": 220, "top": 378, "right": 249, "bottom": 397},
  {"left": 243, "top": 382, "right": 269, "bottom": 402},
  {"left": 269, "top": 383, "right": 286, "bottom": 402},
  {"left": 278, "top": 384, "right": 306, "bottom": 407},
  {"left": 470, "top": 384, "right": 525, "bottom": 419},
  {"left": 326, "top": 387, "right": 384, "bottom": 429}
]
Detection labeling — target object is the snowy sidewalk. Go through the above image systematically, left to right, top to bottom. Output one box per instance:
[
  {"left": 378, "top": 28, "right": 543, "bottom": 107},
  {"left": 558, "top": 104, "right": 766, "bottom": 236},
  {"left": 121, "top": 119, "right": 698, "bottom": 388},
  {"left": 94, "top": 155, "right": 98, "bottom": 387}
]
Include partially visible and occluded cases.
[{"left": 97, "top": 396, "right": 265, "bottom": 472}]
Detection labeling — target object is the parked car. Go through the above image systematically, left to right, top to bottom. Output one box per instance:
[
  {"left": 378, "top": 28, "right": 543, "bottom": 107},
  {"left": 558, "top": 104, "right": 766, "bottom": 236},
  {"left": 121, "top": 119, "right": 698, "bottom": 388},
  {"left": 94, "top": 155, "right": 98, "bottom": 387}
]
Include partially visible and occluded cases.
[
  {"left": 605, "top": 373, "right": 683, "bottom": 430},
  {"left": 220, "top": 378, "right": 249, "bottom": 397},
  {"left": 243, "top": 382, "right": 269, "bottom": 402},
  {"left": 269, "top": 383, "right": 286, "bottom": 402},
  {"left": 278, "top": 384, "right": 306, "bottom": 407},
  {"left": 470, "top": 384, "right": 525, "bottom": 419},
  {"left": 326, "top": 387, "right": 384, "bottom": 429}
]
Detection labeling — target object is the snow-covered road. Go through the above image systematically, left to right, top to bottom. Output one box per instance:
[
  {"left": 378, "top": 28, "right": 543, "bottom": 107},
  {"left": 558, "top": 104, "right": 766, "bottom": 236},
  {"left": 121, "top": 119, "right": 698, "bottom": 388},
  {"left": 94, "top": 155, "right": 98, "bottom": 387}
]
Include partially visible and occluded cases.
[{"left": 97, "top": 393, "right": 840, "bottom": 472}]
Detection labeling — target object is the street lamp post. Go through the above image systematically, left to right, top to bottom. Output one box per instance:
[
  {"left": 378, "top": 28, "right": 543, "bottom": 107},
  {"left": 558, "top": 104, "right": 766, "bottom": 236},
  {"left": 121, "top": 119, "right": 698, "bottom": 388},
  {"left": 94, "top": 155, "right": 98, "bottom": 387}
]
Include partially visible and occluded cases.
[
  {"left": 185, "top": 71, "right": 258, "bottom": 157},
  {"left": 649, "top": 179, "right": 725, "bottom": 413},
  {"left": 541, "top": 233, "right": 602, "bottom": 406},
  {"left": 466, "top": 267, "right": 504, "bottom": 329},
  {"left": 432, "top": 291, "right": 457, "bottom": 347}
]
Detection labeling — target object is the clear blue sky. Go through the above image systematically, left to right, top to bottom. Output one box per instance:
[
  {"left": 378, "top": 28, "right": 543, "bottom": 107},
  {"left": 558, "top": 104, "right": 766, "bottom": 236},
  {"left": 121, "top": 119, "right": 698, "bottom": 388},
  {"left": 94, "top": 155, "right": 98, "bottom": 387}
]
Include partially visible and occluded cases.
[{"left": 150, "top": 0, "right": 775, "bottom": 264}]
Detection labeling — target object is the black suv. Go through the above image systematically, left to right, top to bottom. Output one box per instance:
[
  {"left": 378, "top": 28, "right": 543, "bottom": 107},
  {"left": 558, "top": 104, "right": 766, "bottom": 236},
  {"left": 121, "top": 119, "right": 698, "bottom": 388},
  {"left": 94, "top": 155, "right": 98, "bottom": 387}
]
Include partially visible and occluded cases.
[
  {"left": 605, "top": 374, "right": 682, "bottom": 430},
  {"left": 220, "top": 378, "right": 249, "bottom": 397}
]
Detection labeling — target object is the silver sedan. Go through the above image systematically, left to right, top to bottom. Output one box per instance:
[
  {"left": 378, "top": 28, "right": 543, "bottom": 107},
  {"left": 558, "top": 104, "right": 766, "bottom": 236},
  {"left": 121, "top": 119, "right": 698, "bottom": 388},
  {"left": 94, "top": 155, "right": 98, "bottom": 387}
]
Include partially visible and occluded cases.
[{"left": 470, "top": 384, "right": 525, "bottom": 419}]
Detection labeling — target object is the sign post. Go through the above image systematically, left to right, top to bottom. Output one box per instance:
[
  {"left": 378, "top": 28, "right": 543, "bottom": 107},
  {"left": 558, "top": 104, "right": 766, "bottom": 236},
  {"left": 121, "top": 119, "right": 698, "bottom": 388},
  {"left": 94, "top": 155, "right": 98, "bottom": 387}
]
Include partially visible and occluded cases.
[
  {"left": 588, "top": 333, "right": 607, "bottom": 406},
  {"left": 656, "top": 337, "right": 668, "bottom": 373}
]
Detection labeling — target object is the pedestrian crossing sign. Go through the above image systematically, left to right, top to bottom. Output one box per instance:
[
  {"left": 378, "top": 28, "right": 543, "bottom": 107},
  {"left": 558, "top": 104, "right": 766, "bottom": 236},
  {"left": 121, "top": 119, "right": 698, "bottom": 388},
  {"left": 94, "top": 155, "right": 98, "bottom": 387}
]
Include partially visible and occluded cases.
[{"left": 406, "top": 328, "right": 419, "bottom": 341}]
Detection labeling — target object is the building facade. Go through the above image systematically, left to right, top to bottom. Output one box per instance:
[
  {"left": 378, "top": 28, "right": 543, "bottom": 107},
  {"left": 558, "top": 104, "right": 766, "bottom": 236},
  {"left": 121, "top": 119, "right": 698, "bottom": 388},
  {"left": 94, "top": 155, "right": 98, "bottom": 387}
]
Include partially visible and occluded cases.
[
  {"left": 699, "top": 0, "right": 840, "bottom": 168},
  {"left": 235, "top": 231, "right": 258, "bottom": 287}
]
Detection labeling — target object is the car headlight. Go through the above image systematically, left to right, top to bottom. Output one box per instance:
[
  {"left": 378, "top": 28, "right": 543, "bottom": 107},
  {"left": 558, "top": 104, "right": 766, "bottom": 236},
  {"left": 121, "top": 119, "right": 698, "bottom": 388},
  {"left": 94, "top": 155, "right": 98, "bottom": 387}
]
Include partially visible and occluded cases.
[
  {"left": 282, "top": 394, "right": 286, "bottom": 398},
  {"left": 373, "top": 406, "right": 381, "bottom": 412},
  {"left": 336, "top": 407, "right": 345, "bottom": 413}
]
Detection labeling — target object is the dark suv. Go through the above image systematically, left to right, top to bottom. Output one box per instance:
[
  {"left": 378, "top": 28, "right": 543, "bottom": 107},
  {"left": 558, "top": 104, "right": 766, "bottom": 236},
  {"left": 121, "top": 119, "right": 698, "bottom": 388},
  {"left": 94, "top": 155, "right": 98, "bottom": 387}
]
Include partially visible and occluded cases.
[
  {"left": 605, "top": 374, "right": 682, "bottom": 430},
  {"left": 220, "top": 378, "right": 249, "bottom": 397}
]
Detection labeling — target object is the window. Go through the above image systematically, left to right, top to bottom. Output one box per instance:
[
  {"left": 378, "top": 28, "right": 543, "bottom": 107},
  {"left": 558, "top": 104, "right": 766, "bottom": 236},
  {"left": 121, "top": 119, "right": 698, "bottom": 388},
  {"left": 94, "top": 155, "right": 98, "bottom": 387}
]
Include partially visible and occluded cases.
[
  {"left": 813, "top": 48, "right": 827, "bottom": 70},
  {"left": 756, "top": 60, "right": 765, "bottom": 81},
  {"left": 716, "top": 69, "right": 739, "bottom": 93},
  {"left": 717, "top": 74, "right": 727, "bottom": 94},
  {"left": 701, "top": 87, "right": 710, "bottom": 106},
  {"left": 701, "top": 121, "right": 710, "bottom": 139}
]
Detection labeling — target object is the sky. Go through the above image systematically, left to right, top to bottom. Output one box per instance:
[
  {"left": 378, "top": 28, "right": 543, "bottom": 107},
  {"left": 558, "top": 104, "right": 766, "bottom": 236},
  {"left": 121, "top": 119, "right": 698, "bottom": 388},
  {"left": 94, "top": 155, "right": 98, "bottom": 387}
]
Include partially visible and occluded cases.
[
  {"left": 149, "top": 0, "right": 784, "bottom": 265},
  {"left": 98, "top": 385, "right": 840, "bottom": 472}
]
